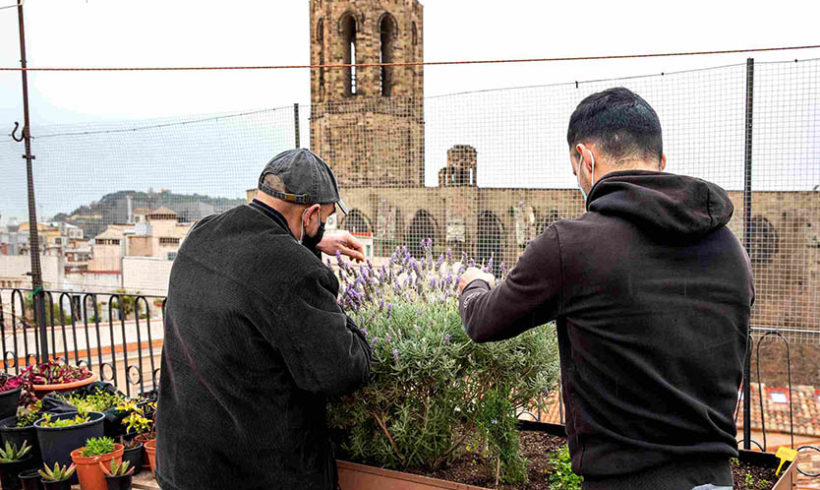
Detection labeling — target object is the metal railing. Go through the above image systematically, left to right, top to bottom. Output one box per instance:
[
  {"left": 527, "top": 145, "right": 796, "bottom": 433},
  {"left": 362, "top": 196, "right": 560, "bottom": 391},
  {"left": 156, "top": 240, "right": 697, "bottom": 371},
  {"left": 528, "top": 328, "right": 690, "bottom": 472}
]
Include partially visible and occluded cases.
[{"left": 0, "top": 286, "right": 164, "bottom": 397}]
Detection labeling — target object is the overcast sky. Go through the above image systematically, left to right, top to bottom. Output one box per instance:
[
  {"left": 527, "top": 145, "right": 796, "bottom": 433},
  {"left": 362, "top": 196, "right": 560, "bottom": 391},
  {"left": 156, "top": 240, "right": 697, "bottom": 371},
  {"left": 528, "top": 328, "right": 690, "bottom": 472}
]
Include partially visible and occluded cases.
[{"left": 1, "top": 0, "right": 819, "bottom": 222}]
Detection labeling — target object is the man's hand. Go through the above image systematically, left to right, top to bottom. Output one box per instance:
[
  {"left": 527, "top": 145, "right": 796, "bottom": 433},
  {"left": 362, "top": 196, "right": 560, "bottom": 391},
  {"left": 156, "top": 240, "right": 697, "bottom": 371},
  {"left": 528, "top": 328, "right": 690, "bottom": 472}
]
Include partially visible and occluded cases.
[
  {"left": 318, "top": 230, "right": 365, "bottom": 262},
  {"left": 458, "top": 267, "right": 496, "bottom": 295}
]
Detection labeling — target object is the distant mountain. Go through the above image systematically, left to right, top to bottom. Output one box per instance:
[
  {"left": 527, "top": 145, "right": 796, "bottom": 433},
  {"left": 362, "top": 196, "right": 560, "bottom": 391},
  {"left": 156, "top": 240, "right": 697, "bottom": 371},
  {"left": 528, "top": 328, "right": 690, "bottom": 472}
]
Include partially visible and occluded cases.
[{"left": 50, "top": 190, "right": 245, "bottom": 238}]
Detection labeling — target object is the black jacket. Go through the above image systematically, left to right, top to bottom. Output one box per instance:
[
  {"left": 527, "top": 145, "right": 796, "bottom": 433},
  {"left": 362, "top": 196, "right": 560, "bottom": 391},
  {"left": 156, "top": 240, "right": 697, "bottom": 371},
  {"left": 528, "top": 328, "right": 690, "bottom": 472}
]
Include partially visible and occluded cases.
[
  {"left": 460, "top": 171, "right": 752, "bottom": 485},
  {"left": 156, "top": 202, "right": 371, "bottom": 490}
]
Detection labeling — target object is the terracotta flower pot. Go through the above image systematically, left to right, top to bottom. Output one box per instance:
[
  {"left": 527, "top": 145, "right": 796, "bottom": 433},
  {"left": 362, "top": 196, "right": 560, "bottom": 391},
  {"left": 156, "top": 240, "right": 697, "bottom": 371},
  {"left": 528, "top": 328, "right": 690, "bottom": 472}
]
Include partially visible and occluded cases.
[
  {"left": 32, "top": 373, "right": 98, "bottom": 399},
  {"left": 133, "top": 435, "right": 153, "bottom": 470},
  {"left": 143, "top": 439, "right": 156, "bottom": 475},
  {"left": 70, "top": 443, "right": 123, "bottom": 490}
]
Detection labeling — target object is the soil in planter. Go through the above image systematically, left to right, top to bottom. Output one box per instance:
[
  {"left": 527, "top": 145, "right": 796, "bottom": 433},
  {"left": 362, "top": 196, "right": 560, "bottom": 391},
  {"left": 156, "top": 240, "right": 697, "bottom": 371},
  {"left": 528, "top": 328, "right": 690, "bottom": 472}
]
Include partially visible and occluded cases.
[
  {"left": 406, "top": 431, "right": 566, "bottom": 490},
  {"left": 405, "top": 432, "right": 783, "bottom": 490},
  {"left": 730, "top": 458, "right": 779, "bottom": 490}
]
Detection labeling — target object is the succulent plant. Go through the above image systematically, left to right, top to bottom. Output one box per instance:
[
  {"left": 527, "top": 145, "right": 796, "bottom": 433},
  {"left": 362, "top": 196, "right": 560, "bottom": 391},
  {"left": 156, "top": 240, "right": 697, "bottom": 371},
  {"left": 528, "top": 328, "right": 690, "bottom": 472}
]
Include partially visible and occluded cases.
[
  {"left": 81, "top": 437, "right": 115, "bottom": 458},
  {"left": 0, "top": 441, "right": 31, "bottom": 463},
  {"left": 102, "top": 459, "right": 133, "bottom": 477},
  {"left": 38, "top": 462, "right": 76, "bottom": 482}
]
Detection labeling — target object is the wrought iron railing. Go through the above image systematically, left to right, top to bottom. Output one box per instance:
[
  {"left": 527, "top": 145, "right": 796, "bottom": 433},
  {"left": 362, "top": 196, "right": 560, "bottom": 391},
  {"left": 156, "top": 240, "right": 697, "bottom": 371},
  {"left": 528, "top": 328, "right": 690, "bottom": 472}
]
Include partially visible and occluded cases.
[{"left": 0, "top": 287, "right": 164, "bottom": 397}]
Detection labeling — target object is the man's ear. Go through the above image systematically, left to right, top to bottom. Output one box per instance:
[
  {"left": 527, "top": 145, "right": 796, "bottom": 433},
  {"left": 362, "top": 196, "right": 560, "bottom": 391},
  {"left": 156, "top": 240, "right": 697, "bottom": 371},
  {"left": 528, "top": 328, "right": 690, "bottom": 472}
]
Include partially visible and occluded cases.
[{"left": 660, "top": 153, "right": 667, "bottom": 171}]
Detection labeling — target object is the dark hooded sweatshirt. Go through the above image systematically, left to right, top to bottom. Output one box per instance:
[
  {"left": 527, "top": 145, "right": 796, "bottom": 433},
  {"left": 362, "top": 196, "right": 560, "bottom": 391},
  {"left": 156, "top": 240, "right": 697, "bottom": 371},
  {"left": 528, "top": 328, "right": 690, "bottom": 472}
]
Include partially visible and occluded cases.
[
  {"left": 460, "top": 171, "right": 752, "bottom": 488},
  {"left": 156, "top": 202, "right": 371, "bottom": 490}
]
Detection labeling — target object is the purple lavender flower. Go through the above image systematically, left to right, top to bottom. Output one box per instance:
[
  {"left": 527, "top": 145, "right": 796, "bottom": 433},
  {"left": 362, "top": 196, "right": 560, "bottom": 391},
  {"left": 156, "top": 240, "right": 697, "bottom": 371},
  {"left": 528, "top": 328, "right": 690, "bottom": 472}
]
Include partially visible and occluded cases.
[
  {"left": 336, "top": 250, "right": 342, "bottom": 259},
  {"left": 436, "top": 254, "right": 444, "bottom": 269},
  {"left": 487, "top": 256, "right": 494, "bottom": 270},
  {"left": 327, "top": 258, "right": 332, "bottom": 267},
  {"left": 468, "top": 258, "right": 475, "bottom": 268},
  {"left": 500, "top": 262, "right": 507, "bottom": 276},
  {"left": 481, "top": 267, "right": 488, "bottom": 273},
  {"left": 429, "top": 278, "right": 437, "bottom": 288},
  {"left": 379, "top": 298, "right": 385, "bottom": 311},
  {"left": 387, "top": 304, "right": 393, "bottom": 318},
  {"left": 415, "top": 325, "right": 421, "bottom": 333},
  {"left": 362, "top": 327, "right": 368, "bottom": 335},
  {"left": 385, "top": 333, "right": 391, "bottom": 342},
  {"left": 444, "top": 333, "right": 451, "bottom": 344},
  {"left": 372, "top": 337, "right": 379, "bottom": 345},
  {"left": 393, "top": 349, "right": 399, "bottom": 360},
  {"left": 491, "top": 418, "right": 498, "bottom": 425}
]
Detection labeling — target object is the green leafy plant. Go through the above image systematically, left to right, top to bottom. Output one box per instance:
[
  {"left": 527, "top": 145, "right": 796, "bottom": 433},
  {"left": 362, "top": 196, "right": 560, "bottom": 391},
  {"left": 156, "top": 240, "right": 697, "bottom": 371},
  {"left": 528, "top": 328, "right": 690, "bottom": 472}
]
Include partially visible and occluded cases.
[
  {"left": 328, "top": 244, "right": 560, "bottom": 484},
  {"left": 59, "top": 391, "right": 124, "bottom": 413},
  {"left": 14, "top": 400, "right": 43, "bottom": 427},
  {"left": 39, "top": 412, "right": 91, "bottom": 428},
  {"left": 122, "top": 412, "right": 151, "bottom": 435},
  {"left": 81, "top": 437, "right": 115, "bottom": 458},
  {"left": 0, "top": 441, "right": 31, "bottom": 463},
  {"left": 547, "top": 445, "right": 583, "bottom": 489},
  {"left": 101, "top": 459, "right": 134, "bottom": 477},
  {"left": 38, "top": 462, "right": 76, "bottom": 482}
]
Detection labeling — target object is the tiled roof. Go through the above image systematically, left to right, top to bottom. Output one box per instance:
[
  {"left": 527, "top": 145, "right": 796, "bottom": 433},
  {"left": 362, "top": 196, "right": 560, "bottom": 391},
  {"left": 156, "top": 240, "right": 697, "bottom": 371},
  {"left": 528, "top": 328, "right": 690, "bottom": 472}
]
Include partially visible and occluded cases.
[
  {"left": 528, "top": 384, "right": 820, "bottom": 437},
  {"left": 738, "top": 384, "right": 820, "bottom": 437}
]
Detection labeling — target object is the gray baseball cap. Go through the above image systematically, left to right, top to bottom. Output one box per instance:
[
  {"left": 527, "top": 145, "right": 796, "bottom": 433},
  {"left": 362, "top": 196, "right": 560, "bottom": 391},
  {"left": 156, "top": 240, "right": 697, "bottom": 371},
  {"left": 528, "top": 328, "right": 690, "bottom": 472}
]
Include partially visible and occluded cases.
[{"left": 258, "top": 148, "right": 348, "bottom": 214}]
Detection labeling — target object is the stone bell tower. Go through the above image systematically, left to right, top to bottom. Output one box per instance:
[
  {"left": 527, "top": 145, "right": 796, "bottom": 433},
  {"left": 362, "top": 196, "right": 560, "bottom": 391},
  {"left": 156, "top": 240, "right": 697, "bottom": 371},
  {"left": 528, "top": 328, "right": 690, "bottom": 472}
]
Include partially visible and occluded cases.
[{"left": 309, "top": 0, "right": 425, "bottom": 187}]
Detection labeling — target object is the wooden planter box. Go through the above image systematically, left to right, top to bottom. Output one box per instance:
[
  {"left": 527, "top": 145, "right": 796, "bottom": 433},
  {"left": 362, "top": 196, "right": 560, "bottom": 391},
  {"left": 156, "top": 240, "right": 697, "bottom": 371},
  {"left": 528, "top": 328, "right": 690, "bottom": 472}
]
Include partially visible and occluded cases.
[{"left": 337, "top": 421, "right": 798, "bottom": 490}]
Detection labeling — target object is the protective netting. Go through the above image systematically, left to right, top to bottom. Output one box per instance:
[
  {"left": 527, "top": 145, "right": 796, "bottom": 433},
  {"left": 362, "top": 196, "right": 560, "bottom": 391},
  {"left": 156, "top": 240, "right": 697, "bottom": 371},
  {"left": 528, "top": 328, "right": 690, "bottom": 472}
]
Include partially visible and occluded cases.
[{"left": 1, "top": 57, "right": 819, "bottom": 346}]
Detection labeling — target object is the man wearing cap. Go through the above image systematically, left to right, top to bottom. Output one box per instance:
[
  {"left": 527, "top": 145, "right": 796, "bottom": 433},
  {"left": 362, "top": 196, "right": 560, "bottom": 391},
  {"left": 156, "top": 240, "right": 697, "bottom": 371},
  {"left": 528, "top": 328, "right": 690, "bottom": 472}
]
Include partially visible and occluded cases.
[{"left": 156, "top": 149, "right": 371, "bottom": 490}]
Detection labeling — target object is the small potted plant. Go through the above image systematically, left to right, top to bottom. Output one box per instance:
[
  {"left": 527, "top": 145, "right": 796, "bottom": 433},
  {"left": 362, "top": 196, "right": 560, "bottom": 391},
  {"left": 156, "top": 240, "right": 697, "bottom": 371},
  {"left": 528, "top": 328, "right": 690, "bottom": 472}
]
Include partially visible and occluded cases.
[
  {"left": 18, "top": 359, "right": 97, "bottom": 400},
  {"left": 0, "top": 373, "right": 24, "bottom": 420},
  {"left": 56, "top": 390, "right": 126, "bottom": 438},
  {"left": 0, "top": 402, "right": 45, "bottom": 465},
  {"left": 132, "top": 405, "right": 155, "bottom": 472},
  {"left": 117, "top": 406, "right": 150, "bottom": 475},
  {"left": 34, "top": 411, "right": 105, "bottom": 481},
  {"left": 70, "top": 437, "right": 123, "bottom": 490},
  {"left": 0, "top": 441, "right": 34, "bottom": 490},
  {"left": 100, "top": 460, "right": 134, "bottom": 490},
  {"left": 38, "top": 462, "right": 75, "bottom": 490}
]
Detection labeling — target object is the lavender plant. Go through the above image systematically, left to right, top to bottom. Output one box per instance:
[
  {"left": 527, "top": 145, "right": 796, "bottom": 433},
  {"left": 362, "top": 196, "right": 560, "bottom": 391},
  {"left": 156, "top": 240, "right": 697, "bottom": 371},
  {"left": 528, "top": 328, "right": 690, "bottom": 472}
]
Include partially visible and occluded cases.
[{"left": 328, "top": 241, "right": 559, "bottom": 484}]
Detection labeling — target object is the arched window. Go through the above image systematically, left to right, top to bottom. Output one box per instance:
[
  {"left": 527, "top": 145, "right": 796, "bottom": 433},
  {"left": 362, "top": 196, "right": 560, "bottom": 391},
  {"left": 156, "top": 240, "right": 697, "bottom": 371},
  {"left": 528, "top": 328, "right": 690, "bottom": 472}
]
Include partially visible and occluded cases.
[
  {"left": 341, "top": 14, "right": 357, "bottom": 96},
  {"left": 379, "top": 14, "right": 397, "bottom": 96},
  {"left": 316, "top": 18, "right": 325, "bottom": 95},
  {"left": 342, "top": 209, "right": 371, "bottom": 235},
  {"left": 407, "top": 209, "right": 437, "bottom": 258},
  {"left": 477, "top": 211, "right": 503, "bottom": 276}
]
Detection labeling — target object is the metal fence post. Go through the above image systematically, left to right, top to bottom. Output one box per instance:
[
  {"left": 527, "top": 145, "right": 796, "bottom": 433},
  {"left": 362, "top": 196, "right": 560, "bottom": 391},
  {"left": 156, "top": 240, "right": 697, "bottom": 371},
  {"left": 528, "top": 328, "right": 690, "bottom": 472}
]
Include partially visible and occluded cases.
[
  {"left": 742, "top": 57, "right": 754, "bottom": 451},
  {"left": 294, "top": 103, "right": 301, "bottom": 149}
]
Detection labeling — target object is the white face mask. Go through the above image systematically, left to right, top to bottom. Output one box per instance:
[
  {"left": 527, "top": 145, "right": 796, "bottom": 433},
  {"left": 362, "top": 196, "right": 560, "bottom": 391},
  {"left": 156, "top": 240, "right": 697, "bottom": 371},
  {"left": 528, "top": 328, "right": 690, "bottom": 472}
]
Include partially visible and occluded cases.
[{"left": 576, "top": 150, "right": 595, "bottom": 201}]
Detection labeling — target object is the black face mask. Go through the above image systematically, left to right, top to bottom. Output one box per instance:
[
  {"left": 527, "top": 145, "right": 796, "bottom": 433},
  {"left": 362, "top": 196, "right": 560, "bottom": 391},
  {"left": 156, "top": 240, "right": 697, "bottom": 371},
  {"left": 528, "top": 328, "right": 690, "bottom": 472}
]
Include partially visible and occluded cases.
[{"left": 300, "top": 208, "right": 325, "bottom": 250}]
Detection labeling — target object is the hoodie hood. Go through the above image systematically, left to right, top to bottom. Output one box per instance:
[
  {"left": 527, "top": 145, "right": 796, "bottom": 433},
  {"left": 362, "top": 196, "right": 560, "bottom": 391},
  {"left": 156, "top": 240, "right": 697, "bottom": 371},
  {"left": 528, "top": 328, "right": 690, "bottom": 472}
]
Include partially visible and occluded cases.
[{"left": 586, "top": 170, "right": 734, "bottom": 239}]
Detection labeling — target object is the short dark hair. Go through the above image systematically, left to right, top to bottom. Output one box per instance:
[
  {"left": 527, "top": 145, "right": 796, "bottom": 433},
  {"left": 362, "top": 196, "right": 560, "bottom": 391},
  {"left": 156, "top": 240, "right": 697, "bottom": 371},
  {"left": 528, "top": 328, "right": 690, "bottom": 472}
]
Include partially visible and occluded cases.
[{"left": 567, "top": 87, "right": 663, "bottom": 163}]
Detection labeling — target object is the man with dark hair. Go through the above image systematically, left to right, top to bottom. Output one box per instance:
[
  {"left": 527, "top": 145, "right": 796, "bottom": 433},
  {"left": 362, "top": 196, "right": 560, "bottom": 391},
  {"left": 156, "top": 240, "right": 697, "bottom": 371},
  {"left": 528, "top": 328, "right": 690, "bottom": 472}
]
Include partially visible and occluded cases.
[
  {"left": 459, "top": 87, "right": 751, "bottom": 489},
  {"left": 156, "top": 149, "right": 371, "bottom": 490}
]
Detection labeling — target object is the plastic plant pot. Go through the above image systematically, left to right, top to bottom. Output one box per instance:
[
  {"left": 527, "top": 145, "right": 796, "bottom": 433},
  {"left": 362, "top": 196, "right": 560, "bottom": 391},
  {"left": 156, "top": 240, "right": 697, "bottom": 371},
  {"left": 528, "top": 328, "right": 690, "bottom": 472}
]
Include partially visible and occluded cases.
[
  {"left": 32, "top": 373, "right": 98, "bottom": 399},
  {"left": 0, "top": 386, "right": 23, "bottom": 420},
  {"left": 34, "top": 411, "right": 104, "bottom": 484},
  {"left": 0, "top": 416, "right": 43, "bottom": 465},
  {"left": 143, "top": 439, "right": 156, "bottom": 475},
  {"left": 120, "top": 443, "right": 142, "bottom": 476},
  {"left": 70, "top": 444, "right": 123, "bottom": 490},
  {"left": 0, "top": 453, "right": 34, "bottom": 490},
  {"left": 17, "top": 469, "right": 44, "bottom": 490},
  {"left": 104, "top": 472, "right": 133, "bottom": 490},
  {"left": 41, "top": 477, "right": 72, "bottom": 490}
]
